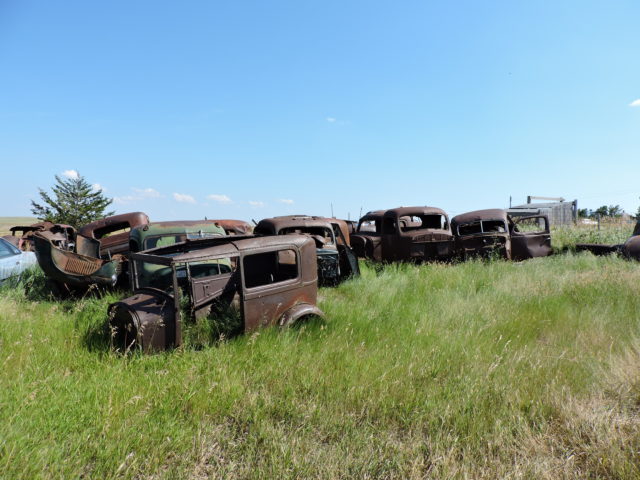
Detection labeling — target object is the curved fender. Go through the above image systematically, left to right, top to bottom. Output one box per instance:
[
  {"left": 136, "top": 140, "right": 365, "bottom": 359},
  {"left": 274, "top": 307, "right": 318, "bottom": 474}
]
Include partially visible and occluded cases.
[
  {"left": 622, "top": 236, "right": 640, "bottom": 261},
  {"left": 279, "top": 303, "right": 325, "bottom": 327}
]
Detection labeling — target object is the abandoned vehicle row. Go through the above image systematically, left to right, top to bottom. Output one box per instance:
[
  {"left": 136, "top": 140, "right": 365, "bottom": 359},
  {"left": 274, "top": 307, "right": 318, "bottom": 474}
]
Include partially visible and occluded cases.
[{"left": 5, "top": 206, "right": 639, "bottom": 353}]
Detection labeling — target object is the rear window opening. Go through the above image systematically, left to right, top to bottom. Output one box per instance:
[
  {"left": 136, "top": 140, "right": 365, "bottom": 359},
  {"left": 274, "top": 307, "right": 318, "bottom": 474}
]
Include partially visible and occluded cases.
[
  {"left": 399, "top": 215, "right": 447, "bottom": 232},
  {"left": 457, "top": 219, "right": 507, "bottom": 236},
  {"left": 358, "top": 220, "right": 381, "bottom": 233},
  {"left": 482, "top": 220, "right": 506, "bottom": 233},
  {"left": 458, "top": 221, "right": 482, "bottom": 236},
  {"left": 92, "top": 223, "right": 132, "bottom": 239},
  {"left": 280, "top": 227, "right": 335, "bottom": 246},
  {"left": 243, "top": 249, "right": 299, "bottom": 288}
]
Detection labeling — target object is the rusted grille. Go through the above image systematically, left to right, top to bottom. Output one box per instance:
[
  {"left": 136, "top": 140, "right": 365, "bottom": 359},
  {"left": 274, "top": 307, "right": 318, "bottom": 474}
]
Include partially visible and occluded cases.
[
  {"left": 412, "top": 233, "right": 450, "bottom": 242},
  {"left": 64, "top": 256, "right": 100, "bottom": 275}
]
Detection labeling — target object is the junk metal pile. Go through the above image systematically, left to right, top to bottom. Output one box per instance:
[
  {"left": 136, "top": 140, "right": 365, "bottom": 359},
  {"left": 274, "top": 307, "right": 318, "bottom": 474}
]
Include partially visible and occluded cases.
[{"left": 4, "top": 206, "right": 638, "bottom": 353}]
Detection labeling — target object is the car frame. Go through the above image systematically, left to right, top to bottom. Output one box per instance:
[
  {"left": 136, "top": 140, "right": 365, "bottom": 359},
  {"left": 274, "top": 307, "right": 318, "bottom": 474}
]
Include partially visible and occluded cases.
[{"left": 109, "top": 234, "right": 324, "bottom": 352}]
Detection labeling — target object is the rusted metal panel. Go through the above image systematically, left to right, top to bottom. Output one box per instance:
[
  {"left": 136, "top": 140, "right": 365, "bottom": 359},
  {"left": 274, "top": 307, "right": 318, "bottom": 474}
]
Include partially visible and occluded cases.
[
  {"left": 78, "top": 212, "right": 149, "bottom": 257},
  {"left": 510, "top": 215, "right": 553, "bottom": 261},
  {"left": 211, "top": 219, "right": 254, "bottom": 236},
  {"left": 9, "top": 221, "right": 66, "bottom": 251},
  {"left": 32, "top": 232, "right": 120, "bottom": 288},
  {"left": 110, "top": 235, "right": 323, "bottom": 353},
  {"left": 623, "top": 235, "right": 640, "bottom": 261}
]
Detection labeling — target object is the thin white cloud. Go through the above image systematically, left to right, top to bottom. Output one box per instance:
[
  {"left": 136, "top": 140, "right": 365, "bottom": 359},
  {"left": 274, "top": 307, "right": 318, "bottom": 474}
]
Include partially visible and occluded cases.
[
  {"left": 630, "top": 99, "right": 640, "bottom": 107},
  {"left": 326, "top": 117, "right": 336, "bottom": 123},
  {"left": 62, "top": 169, "right": 79, "bottom": 179},
  {"left": 91, "top": 183, "right": 105, "bottom": 192},
  {"left": 114, "top": 187, "right": 162, "bottom": 205},
  {"left": 133, "top": 187, "right": 161, "bottom": 198},
  {"left": 173, "top": 192, "right": 196, "bottom": 204},
  {"left": 207, "top": 194, "right": 232, "bottom": 204},
  {"left": 114, "top": 195, "right": 136, "bottom": 205},
  {"left": 278, "top": 199, "right": 294, "bottom": 205},
  {"left": 248, "top": 200, "right": 265, "bottom": 208}
]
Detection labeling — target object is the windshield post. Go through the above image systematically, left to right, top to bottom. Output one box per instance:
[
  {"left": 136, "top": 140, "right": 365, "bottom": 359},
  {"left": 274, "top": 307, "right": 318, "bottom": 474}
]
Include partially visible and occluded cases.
[{"left": 171, "top": 264, "right": 182, "bottom": 345}]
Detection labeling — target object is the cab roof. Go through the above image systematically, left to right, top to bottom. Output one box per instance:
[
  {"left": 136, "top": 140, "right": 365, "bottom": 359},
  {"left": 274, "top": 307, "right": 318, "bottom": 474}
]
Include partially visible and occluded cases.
[
  {"left": 383, "top": 206, "right": 448, "bottom": 218},
  {"left": 451, "top": 209, "right": 508, "bottom": 227},
  {"left": 255, "top": 216, "right": 336, "bottom": 234}
]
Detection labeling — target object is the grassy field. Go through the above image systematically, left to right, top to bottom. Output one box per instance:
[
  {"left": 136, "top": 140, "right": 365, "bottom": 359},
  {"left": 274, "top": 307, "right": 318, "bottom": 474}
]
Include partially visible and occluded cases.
[
  {"left": 0, "top": 217, "right": 37, "bottom": 236},
  {"left": 1, "top": 226, "right": 639, "bottom": 478}
]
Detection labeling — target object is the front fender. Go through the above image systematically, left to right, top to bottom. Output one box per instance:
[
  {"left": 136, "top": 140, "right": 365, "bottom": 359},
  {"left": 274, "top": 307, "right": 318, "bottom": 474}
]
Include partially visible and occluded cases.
[{"left": 279, "top": 303, "right": 325, "bottom": 327}]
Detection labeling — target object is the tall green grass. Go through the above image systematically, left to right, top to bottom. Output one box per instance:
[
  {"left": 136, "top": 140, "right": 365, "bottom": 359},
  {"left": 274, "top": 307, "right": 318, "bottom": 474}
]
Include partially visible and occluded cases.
[
  {"left": 552, "top": 222, "right": 634, "bottom": 251},
  {"left": 1, "top": 254, "right": 639, "bottom": 478}
]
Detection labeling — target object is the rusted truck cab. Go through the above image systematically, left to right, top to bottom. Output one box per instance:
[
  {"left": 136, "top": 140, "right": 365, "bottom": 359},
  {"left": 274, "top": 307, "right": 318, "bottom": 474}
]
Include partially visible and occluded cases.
[
  {"left": 380, "top": 207, "right": 454, "bottom": 262},
  {"left": 452, "top": 209, "right": 552, "bottom": 260},
  {"left": 452, "top": 209, "right": 511, "bottom": 259},
  {"left": 351, "top": 210, "right": 385, "bottom": 260},
  {"left": 254, "top": 216, "right": 359, "bottom": 286},
  {"left": 109, "top": 235, "right": 323, "bottom": 353}
]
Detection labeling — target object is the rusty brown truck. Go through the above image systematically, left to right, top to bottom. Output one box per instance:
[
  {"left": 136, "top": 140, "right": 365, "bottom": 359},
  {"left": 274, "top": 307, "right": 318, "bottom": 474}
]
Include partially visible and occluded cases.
[{"left": 451, "top": 209, "right": 552, "bottom": 260}]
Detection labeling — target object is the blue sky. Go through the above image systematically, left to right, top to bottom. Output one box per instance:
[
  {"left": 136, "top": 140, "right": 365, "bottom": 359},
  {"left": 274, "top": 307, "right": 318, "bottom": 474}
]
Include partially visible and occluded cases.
[{"left": 1, "top": 0, "right": 639, "bottom": 221}]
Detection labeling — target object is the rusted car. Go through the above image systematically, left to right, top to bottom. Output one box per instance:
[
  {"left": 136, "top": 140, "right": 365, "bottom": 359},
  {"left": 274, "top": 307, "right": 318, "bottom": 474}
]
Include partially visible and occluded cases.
[
  {"left": 380, "top": 207, "right": 454, "bottom": 262},
  {"left": 451, "top": 209, "right": 552, "bottom": 260},
  {"left": 350, "top": 210, "right": 385, "bottom": 260},
  {"left": 78, "top": 212, "right": 149, "bottom": 257},
  {"left": 254, "top": 215, "right": 359, "bottom": 285},
  {"left": 34, "top": 219, "right": 226, "bottom": 291},
  {"left": 576, "top": 220, "right": 640, "bottom": 261},
  {"left": 109, "top": 234, "right": 324, "bottom": 352}
]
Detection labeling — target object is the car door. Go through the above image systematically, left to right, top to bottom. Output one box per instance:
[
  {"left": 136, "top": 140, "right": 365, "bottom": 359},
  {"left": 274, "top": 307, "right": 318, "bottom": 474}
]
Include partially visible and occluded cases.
[
  {"left": 510, "top": 215, "right": 552, "bottom": 260},
  {"left": 333, "top": 227, "right": 360, "bottom": 280},
  {"left": 0, "top": 239, "right": 23, "bottom": 282},
  {"left": 241, "top": 248, "right": 303, "bottom": 331},
  {"left": 190, "top": 258, "right": 240, "bottom": 312}
]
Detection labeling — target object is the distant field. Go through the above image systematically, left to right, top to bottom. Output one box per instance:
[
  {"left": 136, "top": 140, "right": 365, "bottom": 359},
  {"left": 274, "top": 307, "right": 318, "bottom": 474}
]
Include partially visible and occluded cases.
[
  {"left": 0, "top": 217, "right": 37, "bottom": 236},
  {"left": 1, "top": 249, "right": 639, "bottom": 478}
]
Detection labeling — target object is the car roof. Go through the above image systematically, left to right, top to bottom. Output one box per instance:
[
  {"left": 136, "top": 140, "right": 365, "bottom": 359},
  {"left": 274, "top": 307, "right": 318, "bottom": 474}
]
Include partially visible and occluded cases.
[
  {"left": 383, "top": 206, "right": 448, "bottom": 218},
  {"left": 451, "top": 209, "right": 508, "bottom": 226},
  {"left": 78, "top": 212, "right": 149, "bottom": 237},
  {"left": 255, "top": 216, "right": 335, "bottom": 233},
  {"left": 130, "top": 220, "right": 227, "bottom": 241},
  {"left": 132, "top": 234, "right": 314, "bottom": 264}
]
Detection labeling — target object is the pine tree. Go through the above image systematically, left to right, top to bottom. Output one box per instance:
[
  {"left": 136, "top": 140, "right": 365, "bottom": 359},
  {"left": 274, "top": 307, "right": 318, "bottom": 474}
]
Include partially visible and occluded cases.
[{"left": 31, "top": 173, "right": 114, "bottom": 228}]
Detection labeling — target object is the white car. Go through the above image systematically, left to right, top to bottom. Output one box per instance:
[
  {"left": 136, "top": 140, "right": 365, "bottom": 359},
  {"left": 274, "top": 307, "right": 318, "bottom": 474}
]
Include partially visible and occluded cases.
[{"left": 0, "top": 237, "right": 37, "bottom": 284}]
